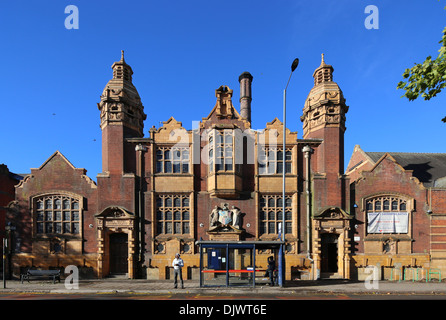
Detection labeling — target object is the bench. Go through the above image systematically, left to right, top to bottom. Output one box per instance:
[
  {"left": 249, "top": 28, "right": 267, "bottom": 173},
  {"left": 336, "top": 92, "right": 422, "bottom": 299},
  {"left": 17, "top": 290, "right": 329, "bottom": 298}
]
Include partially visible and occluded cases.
[{"left": 20, "top": 269, "right": 61, "bottom": 284}]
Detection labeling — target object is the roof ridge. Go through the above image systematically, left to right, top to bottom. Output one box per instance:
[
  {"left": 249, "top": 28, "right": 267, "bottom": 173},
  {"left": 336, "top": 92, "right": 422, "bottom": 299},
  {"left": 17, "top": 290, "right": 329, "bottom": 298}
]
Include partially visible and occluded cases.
[{"left": 366, "top": 151, "right": 446, "bottom": 155}]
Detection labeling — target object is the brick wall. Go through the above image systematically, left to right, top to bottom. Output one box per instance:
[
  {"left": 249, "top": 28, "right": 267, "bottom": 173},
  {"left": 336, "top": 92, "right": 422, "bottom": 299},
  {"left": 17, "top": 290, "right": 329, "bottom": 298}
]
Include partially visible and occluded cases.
[
  {"left": 14, "top": 152, "right": 98, "bottom": 254},
  {"left": 352, "top": 156, "right": 430, "bottom": 254},
  {"left": 0, "top": 165, "right": 20, "bottom": 239}
]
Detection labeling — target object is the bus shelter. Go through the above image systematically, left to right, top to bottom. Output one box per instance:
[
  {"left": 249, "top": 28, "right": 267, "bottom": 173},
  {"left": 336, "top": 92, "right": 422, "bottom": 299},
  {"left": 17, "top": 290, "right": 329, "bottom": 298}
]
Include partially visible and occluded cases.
[{"left": 196, "top": 240, "right": 285, "bottom": 288}]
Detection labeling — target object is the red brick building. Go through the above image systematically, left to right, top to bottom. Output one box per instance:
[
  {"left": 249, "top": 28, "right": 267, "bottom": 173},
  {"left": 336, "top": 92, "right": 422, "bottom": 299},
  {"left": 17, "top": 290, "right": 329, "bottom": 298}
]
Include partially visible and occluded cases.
[
  {"left": 4, "top": 52, "right": 446, "bottom": 281},
  {"left": 346, "top": 146, "right": 446, "bottom": 279},
  {"left": 0, "top": 164, "right": 22, "bottom": 241}
]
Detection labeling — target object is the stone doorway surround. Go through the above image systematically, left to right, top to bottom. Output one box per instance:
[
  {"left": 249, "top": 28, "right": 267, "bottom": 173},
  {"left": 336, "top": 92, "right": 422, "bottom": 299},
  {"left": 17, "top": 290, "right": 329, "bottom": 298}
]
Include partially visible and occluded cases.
[
  {"left": 95, "top": 206, "right": 136, "bottom": 278},
  {"left": 312, "top": 207, "right": 353, "bottom": 279}
]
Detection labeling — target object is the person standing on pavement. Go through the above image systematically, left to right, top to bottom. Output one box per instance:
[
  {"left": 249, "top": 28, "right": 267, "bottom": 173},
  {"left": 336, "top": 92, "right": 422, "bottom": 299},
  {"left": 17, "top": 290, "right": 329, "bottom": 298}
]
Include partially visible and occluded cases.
[
  {"left": 172, "top": 253, "right": 184, "bottom": 289},
  {"left": 267, "top": 256, "right": 276, "bottom": 286}
]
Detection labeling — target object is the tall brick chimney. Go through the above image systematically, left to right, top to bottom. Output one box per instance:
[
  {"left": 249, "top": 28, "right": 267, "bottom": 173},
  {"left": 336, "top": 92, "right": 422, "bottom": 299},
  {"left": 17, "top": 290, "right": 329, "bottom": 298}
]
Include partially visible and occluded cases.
[{"left": 238, "top": 71, "right": 253, "bottom": 124}]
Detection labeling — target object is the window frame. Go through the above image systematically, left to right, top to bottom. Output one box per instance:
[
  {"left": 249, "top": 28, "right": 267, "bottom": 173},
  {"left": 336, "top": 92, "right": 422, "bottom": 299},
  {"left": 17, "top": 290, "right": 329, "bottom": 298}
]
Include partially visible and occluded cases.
[
  {"left": 208, "top": 129, "right": 236, "bottom": 173},
  {"left": 155, "top": 146, "right": 190, "bottom": 174},
  {"left": 258, "top": 147, "right": 292, "bottom": 175},
  {"left": 32, "top": 193, "right": 82, "bottom": 238},
  {"left": 155, "top": 194, "right": 191, "bottom": 236},
  {"left": 259, "top": 194, "right": 292, "bottom": 236},
  {"left": 363, "top": 194, "right": 412, "bottom": 236}
]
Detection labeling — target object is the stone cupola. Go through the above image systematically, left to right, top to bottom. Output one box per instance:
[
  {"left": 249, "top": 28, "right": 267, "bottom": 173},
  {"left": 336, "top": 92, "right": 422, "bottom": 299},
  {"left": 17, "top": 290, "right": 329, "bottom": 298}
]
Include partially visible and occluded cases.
[
  {"left": 98, "top": 50, "right": 146, "bottom": 137},
  {"left": 301, "top": 54, "right": 348, "bottom": 139}
]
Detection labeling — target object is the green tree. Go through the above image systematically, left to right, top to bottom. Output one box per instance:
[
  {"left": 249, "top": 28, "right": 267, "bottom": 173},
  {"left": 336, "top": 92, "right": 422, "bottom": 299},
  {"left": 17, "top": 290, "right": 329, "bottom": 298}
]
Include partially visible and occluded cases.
[{"left": 397, "top": 26, "right": 446, "bottom": 123}]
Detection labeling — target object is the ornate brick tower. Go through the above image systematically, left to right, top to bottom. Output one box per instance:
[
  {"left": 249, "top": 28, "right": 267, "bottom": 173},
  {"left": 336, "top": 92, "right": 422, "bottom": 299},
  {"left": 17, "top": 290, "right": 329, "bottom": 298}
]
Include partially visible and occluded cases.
[
  {"left": 97, "top": 51, "right": 146, "bottom": 174},
  {"left": 301, "top": 54, "right": 349, "bottom": 209},
  {"left": 301, "top": 54, "right": 352, "bottom": 279}
]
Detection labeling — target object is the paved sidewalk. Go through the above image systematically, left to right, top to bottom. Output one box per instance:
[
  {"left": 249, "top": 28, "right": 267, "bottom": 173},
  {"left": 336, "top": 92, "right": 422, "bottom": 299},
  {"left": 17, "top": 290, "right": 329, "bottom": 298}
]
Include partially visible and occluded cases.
[{"left": 2, "top": 278, "right": 446, "bottom": 296}]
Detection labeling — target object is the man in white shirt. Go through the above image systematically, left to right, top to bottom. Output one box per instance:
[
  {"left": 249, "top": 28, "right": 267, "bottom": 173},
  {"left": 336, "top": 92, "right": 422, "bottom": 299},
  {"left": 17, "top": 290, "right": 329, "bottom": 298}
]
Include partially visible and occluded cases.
[{"left": 172, "top": 253, "right": 184, "bottom": 289}]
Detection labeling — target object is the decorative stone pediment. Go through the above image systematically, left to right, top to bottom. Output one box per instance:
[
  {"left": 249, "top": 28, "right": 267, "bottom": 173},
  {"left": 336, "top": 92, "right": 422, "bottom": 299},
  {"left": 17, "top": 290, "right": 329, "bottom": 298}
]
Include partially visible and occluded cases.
[
  {"left": 201, "top": 85, "right": 249, "bottom": 125},
  {"left": 213, "top": 85, "right": 236, "bottom": 119},
  {"left": 151, "top": 117, "right": 190, "bottom": 144},
  {"left": 258, "top": 118, "right": 297, "bottom": 145},
  {"left": 96, "top": 206, "right": 134, "bottom": 219},
  {"left": 96, "top": 206, "right": 135, "bottom": 231},
  {"left": 314, "top": 206, "right": 353, "bottom": 220}
]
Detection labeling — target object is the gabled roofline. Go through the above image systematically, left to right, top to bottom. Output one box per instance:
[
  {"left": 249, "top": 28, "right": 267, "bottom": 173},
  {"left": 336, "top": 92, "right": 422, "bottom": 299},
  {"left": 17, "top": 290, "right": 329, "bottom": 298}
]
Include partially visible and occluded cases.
[{"left": 34, "top": 151, "right": 76, "bottom": 171}]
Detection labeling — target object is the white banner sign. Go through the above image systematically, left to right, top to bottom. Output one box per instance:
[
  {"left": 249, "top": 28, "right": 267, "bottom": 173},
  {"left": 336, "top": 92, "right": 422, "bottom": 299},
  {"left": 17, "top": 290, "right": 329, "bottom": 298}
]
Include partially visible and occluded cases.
[{"left": 367, "top": 212, "right": 409, "bottom": 233}]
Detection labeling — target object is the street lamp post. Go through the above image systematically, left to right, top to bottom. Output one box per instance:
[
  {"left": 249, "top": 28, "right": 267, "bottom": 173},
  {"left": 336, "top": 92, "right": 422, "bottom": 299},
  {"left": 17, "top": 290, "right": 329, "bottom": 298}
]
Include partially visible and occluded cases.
[{"left": 279, "top": 58, "right": 299, "bottom": 287}]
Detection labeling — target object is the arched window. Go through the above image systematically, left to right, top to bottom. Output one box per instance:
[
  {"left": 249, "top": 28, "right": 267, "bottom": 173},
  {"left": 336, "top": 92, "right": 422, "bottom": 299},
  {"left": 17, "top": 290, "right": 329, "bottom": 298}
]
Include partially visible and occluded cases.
[
  {"left": 34, "top": 194, "right": 81, "bottom": 236},
  {"left": 365, "top": 195, "right": 410, "bottom": 234}
]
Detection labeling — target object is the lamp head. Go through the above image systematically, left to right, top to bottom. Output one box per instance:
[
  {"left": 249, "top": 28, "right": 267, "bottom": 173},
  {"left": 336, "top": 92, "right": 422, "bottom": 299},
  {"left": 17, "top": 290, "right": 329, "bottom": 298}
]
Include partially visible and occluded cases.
[{"left": 291, "top": 58, "right": 299, "bottom": 72}]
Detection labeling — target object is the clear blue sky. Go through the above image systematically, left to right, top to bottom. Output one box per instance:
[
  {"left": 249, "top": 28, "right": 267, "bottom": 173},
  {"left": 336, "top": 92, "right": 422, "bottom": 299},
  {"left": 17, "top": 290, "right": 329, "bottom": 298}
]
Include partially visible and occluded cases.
[{"left": 1, "top": 1, "right": 445, "bottom": 180}]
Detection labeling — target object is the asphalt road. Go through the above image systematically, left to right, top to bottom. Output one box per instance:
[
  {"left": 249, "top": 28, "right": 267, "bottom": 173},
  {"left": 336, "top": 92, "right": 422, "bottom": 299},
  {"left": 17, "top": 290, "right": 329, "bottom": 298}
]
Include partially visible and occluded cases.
[
  {"left": 0, "top": 291, "right": 445, "bottom": 300},
  {"left": 0, "top": 292, "right": 439, "bottom": 320}
]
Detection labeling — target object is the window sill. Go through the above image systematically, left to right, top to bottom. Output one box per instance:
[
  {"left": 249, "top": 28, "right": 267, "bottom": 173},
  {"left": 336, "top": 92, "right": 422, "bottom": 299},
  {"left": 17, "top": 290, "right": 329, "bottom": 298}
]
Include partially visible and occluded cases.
[
  {"left": 208, "top": 171, "right": 242, "bottom": 176},
  {"left": 154, "top": 173, "right": 194, "bottom": 177},
  {"left": 257, "top": 173, "right": 296, "bottom": 177},
  {"left": 154, "top": 234, "right": 194, "bottom": 241},
  {"left": 364, "top": 234, "right": 413, "bottom": 241},
  {"left": 33, "top": 235, "right": 82, "bottom": 240}
]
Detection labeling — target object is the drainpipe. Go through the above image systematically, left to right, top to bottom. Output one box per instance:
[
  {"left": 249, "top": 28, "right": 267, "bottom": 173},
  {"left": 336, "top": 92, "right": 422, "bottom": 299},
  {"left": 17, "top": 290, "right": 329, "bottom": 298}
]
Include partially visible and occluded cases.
[
  {"left": 135, "top": 144, "right": 147, "bottom": 270},
  {"left": 302, "top": 145, "right": 314, "bottom": 267},
  {"left": 427, "top": 188, "right": 433, "bottom": 215}
]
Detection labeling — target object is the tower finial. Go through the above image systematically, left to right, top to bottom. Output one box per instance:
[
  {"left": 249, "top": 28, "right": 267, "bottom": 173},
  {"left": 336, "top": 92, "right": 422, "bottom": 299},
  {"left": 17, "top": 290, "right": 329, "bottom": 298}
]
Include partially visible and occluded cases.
[
  {"left": 121, "top": 50, "right": 125, "bottom": 62},
  {"left": 312, "top": 53, "right": 334, "bottom": 85}
]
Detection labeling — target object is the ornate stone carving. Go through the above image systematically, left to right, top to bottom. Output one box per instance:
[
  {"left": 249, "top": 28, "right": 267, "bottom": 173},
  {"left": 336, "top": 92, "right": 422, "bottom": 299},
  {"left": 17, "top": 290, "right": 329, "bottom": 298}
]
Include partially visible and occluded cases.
[
  {"left": 97, "top": 51, "right": 146, "bottom": 136},
  {"left": 301, "top": 54, "right": 349, "bottom": 138},
  {"left": 209, "top": 203, "right": 242, "bottom": 232},
  {"left": 383, "top": 238, "right": 396, "bottom": 254},
  {"left": 154, "top": 240, "right": 166, "bottom": 254}
]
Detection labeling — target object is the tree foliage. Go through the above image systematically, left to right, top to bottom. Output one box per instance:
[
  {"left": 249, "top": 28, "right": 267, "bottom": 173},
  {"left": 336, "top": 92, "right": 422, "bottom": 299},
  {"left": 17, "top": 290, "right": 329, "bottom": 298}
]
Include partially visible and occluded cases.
[{"left": 397, "top": 27, "right": 446, "bottom": 123}]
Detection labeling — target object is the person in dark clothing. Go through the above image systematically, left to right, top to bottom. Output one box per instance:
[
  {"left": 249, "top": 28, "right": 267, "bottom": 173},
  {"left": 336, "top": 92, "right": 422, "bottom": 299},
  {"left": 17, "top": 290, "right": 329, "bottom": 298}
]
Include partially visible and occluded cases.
[{"left": 266, "top": 256, "right": 276, "bottom": 286}]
